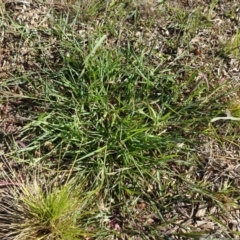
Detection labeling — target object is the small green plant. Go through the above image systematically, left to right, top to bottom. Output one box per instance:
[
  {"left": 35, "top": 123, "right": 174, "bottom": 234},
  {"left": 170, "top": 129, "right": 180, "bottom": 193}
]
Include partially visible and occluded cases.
[
  {"left": 228, "top": 30, "right": 239, "bottom": 57},
  {"left": 228, "top": 101, "right": 240, "bottom": 118}
]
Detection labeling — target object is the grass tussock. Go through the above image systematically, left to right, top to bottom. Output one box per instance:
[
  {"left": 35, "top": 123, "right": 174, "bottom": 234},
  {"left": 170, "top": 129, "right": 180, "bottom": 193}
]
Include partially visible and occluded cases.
[
  {"left": 0, "top": 0, "right": 239, "bottom": 239},
  {"left": 0, "top": 160, "right": 98, "bottom": 240}
]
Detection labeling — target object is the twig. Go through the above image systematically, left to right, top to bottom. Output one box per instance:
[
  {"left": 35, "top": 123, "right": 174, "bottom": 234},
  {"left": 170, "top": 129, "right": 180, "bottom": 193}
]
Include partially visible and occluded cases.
[{"left": 211, "top": 109, "right": 240, "bottom": 122}]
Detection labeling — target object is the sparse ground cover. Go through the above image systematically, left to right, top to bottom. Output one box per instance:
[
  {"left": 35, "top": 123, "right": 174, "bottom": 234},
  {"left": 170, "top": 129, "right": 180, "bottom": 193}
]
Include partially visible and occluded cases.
[{"left": 0, "top": 0, "right": 239, "bottom": 239}]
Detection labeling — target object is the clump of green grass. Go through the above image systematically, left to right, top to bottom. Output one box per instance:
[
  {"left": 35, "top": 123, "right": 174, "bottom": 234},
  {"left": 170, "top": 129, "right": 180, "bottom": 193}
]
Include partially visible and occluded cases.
[
  {"left": 1, "top": 0, "right": 240, "bottom": 238},
  {"left": 0, "top": 162, "right": 98, "bottom": 240}
]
